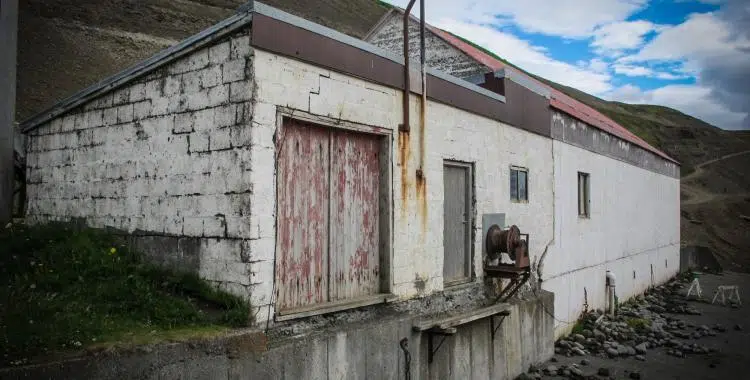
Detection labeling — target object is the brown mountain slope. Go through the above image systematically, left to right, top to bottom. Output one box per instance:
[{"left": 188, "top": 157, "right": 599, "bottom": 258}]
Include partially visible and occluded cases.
[{"left": 16, "top": 0, "right": 750, "bottom": 270}]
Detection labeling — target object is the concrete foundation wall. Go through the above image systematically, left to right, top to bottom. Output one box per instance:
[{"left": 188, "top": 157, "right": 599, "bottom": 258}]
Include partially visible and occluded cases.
[
  {"left": 22, "top": 30, "right": 269, "bottom": 314},
  {"left": 251, "top": 49, "right": 554, "bottom": 322},
  {"left": 543, "top": 139, "right": 680, "bottom": 337},
  {"left": 0, "top": 292, "right": 555, "bottom": 380}
]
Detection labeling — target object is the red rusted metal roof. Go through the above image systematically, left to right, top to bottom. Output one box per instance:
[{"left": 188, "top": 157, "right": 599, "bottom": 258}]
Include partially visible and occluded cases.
[{"left": 426, "top": 25, "right": 678, "bottom": 164}]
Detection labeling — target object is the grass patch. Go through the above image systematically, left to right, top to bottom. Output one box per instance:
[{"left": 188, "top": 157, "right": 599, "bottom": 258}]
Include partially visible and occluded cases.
[
  {"left": 0, "top": 222, "right": 250, "bottom": 366},
  {"left": 626, "top": 317, "right": 652, "bottom": 331},
  {"left": 571, "top": 319, "right": 587, "bottom": 335}
]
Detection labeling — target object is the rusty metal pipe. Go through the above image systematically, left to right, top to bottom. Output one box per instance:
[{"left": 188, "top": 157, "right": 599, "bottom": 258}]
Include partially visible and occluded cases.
[
  {"left": 401, "top": 0, "right": 417, "bottom": 132},
  {"left": 418, "top": 0, "right": 426, "bottom": 172}
]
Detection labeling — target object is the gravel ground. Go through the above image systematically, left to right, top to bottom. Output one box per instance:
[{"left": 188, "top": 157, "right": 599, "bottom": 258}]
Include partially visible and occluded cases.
[{"left": 520, "top": 271, "right": 750, "bottom": 380}]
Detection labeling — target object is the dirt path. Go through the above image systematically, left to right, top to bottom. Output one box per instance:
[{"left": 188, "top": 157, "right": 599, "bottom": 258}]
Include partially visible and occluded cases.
[
  {"left": 682, "top": 149, "right": 750, "bottom": 182},
  {"left": 681, "top": 150, "right": 750, "bottom": 205}
]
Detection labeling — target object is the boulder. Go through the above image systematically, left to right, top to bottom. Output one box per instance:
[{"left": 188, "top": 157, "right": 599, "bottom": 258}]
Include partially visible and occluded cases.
[{"left": 635, "top": 343, "right": 648, "bottom": 354}]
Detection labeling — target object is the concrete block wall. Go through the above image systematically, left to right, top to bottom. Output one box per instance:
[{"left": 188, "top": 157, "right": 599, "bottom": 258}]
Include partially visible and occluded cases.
[
  {"left": 368, "top": 15, "right": 682, "bottom": 337},
  {"left": 23, "top": 30, "right": 270, "bottom": 317},
  {"left": 252, "top": 50, "right": 554, "bottom": 316},
  {"left": 543, "top": 138, "right": 680, "bottom": 336}
]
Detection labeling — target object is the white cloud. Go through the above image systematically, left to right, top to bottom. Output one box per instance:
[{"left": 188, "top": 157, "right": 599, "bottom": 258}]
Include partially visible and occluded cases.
[
  {"left": 384, "top": 0, "right": 750, "bottom": 129},
  {"left": 385, "top": 0, "right": 648, "bottom": 38},
  {"left": 622, "top": 10, "right": 750, "bottom": 128},
  {"left": 625, "top": 12, "right": 750, "bottom": 62},
  {"left": 435, "top": 19, "right": 613, "bottom": 95},
  {"left": 591, "top": 20, "right": 659, "bottom": 56},
  {"left": 588, "top": 58, "right": 610, "bottom": 73},
  {"left": 611, "top": 63, "right": 687, "bottom": 79},
  {"left": 612, "top": 63, "right": 653, "bottom": 76},
  {"left": 654, "top": 72, "right": 686, "bottom": 80},
  {"left": 608, "top": 84, "right": 747, "bottom": 129}
]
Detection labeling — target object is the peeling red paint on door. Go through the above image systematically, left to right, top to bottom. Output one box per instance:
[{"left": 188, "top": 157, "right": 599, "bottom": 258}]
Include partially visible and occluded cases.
[
  {"left": 276, "top": 119, "right": 329, "bottom": 311},
  {"left": 276, "top": 119, "right": 381, "bottom": 311},
  {"left": 330, "top": 129, "right": 381, "bottom": 301}
]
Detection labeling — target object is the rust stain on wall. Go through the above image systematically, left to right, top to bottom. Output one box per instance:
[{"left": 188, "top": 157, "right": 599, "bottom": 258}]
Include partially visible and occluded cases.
[{"left": 398, "top": 130, "right": 411, "bottom": 214}]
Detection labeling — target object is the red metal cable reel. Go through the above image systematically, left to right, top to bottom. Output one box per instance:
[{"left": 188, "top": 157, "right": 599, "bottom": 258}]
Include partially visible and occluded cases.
[{"left": 485, "top": 224, "right": 529, "bottom": 268}]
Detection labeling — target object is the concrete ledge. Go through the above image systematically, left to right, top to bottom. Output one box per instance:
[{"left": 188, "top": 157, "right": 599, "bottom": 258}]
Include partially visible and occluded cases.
[{"left": 1, "top": 292, "right": 554, "bottom": 380}]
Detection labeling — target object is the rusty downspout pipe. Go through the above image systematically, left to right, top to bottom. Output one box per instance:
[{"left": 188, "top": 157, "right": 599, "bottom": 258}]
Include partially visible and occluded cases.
[
  {"left": 401, "top": 0, "right": 417, "bottom": 132},
  {"left": 418, "top": 0, "right": 426, "bottom": 174}
]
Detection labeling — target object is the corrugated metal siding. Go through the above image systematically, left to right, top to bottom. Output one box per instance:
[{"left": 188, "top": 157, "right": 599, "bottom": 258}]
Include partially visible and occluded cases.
[
  {"left": 276, "top": 119, "right": 381, "bottom": 311},
  {"left": 276, "top": 120, "right": 330, "bottom": 311},
  {"left": 330, "top": 130, "right": 381, "bottom": 301},
  {"left": 443, "top": 162, "right": 471, "bottom": 283}
]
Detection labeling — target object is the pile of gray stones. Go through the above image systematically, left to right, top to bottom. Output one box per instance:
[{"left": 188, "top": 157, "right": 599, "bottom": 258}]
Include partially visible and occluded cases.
[{"left": 518, "top": 274, "right": 743, "bottom": 380}]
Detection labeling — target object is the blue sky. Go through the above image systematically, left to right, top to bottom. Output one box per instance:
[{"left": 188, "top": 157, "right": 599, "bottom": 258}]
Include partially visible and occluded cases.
[{"left": 384, "top": 0, "right": 750, "bottom": 130}]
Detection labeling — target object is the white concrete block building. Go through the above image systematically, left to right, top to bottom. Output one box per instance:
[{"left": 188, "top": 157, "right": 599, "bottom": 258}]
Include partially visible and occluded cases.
[
  {"left": 21, "top": 0, "right": 678, "bottom": 349},
  {"left": 365, "top": 8, "right": 680, "bottom": 336}
]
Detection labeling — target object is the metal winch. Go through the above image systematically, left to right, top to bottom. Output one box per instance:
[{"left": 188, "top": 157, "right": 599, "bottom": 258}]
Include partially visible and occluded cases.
[
  {"left": 484, "top": 224, "right": 531, "bottom": 302},
  {"left": 485, "top": 224, "right": 529, "bottom": 268}
]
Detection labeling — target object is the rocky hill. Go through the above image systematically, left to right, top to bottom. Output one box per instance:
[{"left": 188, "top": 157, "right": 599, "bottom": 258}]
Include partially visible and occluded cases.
[{"left": 16, "top": 0, "right": 750, "bottom": 270}]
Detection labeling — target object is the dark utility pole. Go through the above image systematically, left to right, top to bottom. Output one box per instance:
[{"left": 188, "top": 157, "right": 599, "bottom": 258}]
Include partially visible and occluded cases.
[{"left": 0, "top": 0, "right": 19, "bottom": 222}]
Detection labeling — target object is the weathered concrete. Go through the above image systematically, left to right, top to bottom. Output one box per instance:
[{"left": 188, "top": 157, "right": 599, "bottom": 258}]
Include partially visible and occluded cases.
[
  {"left": 0, "top": 0, "right": 18, "bottom": 221},
  {"left": 21, "top": 2, "right": 679, "bottom": 338},
  {"left": 366, "top": 11, "right": 488, "bottom": 80},
  {"left": 23, "top": 29, "right": 264, "bottom": 313},
  {"left": 252, "top": 50, "right": 555, "bottom": 319},
  {"left": 551, "top": 111, "right": 680, "bottom": 178},
  {"left": 543, "top": 139, "right": 680, "bottom": 337},
  {"left": 0, "top": 292, "right": 554, "bottom": 380}
]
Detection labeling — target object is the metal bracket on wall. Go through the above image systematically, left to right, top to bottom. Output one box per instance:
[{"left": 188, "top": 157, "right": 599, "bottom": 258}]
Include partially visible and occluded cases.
[
  {"left": 492, "top": 269, "right": 531, "bottom": 303},
  {"left": 412, "top": 303, "right": 512, "bottom": 363},
  {"left": 490, "top": 311, "right": 511, "bottom": 340},
  {"left": 426, "top": 327, "right": 456, "bottom": 363}
]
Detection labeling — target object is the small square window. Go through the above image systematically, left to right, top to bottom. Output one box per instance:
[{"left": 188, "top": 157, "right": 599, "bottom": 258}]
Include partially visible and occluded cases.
[
  {"left": 510, "top": 167, "right": 528, "bottom": 202},
  {"left": 578, "top": 172, "right": 590, "bottom": 217}
]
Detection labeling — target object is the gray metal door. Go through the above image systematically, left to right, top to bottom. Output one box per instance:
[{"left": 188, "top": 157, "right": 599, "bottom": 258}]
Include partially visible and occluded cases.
[{"left": 443, "top": 161, "right": 472, "bottom": 285}]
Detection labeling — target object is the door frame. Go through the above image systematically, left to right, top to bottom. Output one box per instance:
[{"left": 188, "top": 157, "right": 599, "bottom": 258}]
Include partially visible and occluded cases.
[
  {"left": 273, "top": 107, "right": 394, "bottom": 318},
  {"left": 442, "top": 159, "right": 475, "bottom": 287}
]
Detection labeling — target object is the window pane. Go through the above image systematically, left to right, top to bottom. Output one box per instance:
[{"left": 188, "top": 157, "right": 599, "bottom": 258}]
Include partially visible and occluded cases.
[
  {"left": 510, "top": 169, "right": 518, "bottom": 200},
  {"left": 518, "top": 170, "right": 527, "bottom": 201},
  {"left": 578, "top": 172, "right": 589, "bottom": 216},
  {"left": 578, "top": 173, "right": 585, "bottom": 215},
  {"left": 584, "top": 175, "right": 589, "bottom": 215}
]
